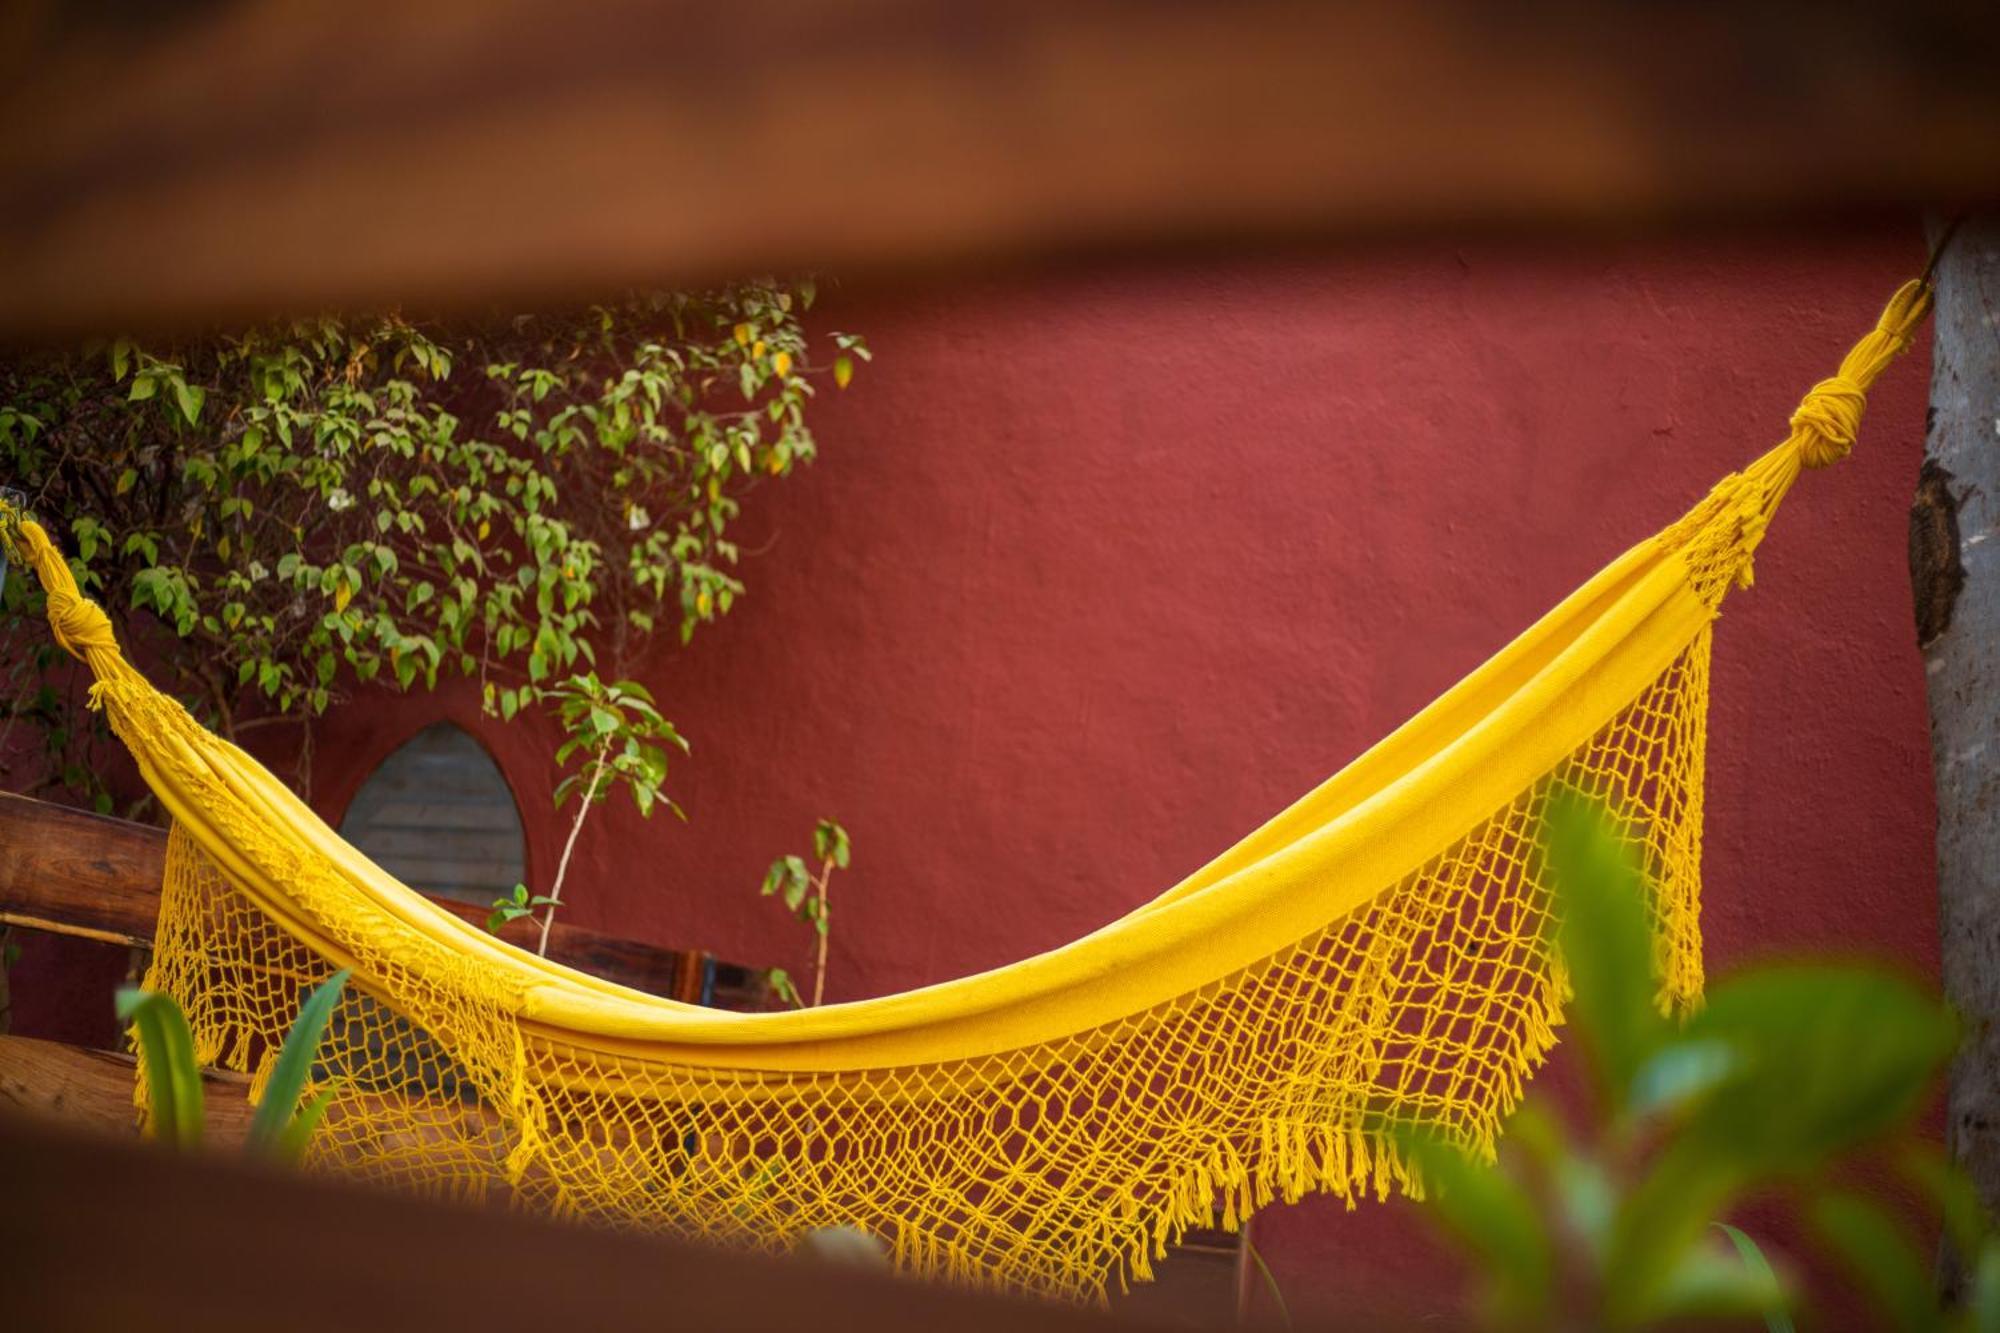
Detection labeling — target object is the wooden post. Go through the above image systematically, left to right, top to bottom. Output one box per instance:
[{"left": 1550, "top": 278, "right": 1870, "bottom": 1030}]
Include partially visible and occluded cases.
[{"left": 1924, "top": 216, "right": 2000, "bottom": 1221}]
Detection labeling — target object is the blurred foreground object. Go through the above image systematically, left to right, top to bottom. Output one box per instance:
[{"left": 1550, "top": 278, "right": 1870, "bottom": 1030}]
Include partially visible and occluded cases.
[
  {"left": 0, "top": 0, "right": 1997, "bottom": 336},
  {"left": 1408, "top": 793, "right": 1968, "bottom": 1330},
  {"left": 0, "top": 1111, "right": 1153, "bottom": 1333}
]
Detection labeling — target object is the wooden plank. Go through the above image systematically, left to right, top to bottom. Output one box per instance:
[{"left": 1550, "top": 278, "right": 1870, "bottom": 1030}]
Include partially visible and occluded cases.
[
  {"left": 1, "top": 1, "right": 1996, "bottom": 337},
  {"left": 0, "top": 792, "right": 763, "bottom": 1004},
  {"left": 0, "top": 792, "right": 164, "bottom": 947},
  {"left": 0, "top": 1031, "right": 1235, "bottom": 1317},
  {"left": 0, "top": 1032, "right": 251, "bottom": 1142},
  {"left": 0, "top": 1033, "right": 505, "bottom": 1162},
  {"left": 0, "top": 1110, "right": 1158, "bottom": 1333}
]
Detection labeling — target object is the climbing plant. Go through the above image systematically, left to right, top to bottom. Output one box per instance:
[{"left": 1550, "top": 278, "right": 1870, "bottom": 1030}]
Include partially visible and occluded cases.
[
  {"left": 0, "top": 282, "right": 868, "bottom": 811},
  {"left": 487, "top": 673, "right": 688, "bottom": 953},
  {"left": 762, "top": 818, "right": 852, "bottom": 1007}
]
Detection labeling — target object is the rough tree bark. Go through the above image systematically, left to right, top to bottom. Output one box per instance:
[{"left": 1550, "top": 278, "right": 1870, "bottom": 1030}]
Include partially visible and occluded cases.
[{"left": 1926, "top": 215, "right": 2000, "bottom": 1224}]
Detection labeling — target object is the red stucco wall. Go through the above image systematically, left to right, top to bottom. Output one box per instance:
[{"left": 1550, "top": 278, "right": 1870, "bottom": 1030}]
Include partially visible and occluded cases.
[{"left": 301, "top": 230, "right": 1939, "bottom": 1322}]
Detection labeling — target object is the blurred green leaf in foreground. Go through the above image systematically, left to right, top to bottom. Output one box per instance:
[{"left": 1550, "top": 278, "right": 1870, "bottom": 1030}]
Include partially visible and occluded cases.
[{"left": 1405, "top": 789, "right": 1991, "bottom": 1331}]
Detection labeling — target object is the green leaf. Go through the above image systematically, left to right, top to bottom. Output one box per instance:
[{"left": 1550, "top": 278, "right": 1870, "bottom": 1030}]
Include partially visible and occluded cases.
[
  {"left": 173, "top": 379, "right": 206, "bottom": 426},
  {"left": 1543, "top": 789, "right": 1666, "bottom": 1110},
  {"left": 814, "top": 818, "right": 850, "bottom": 868},
  {"left": 781, "top": 855, "right": 810, "bottom": 911},
  {"left": 484, "top": 890, "right": 536, "bottom": 933},
  {"left": 1679, "top": 966, "right": 1953, "bottom": 1172},
  {"left": 245, "top": 968, "right": 350, "bottom": 1160},
  {"left": 116, "top": 986, "right": 204, "bottom": 1150},
  {"left": 1628, "top": 1039, "right": 1740, "bottom": 1120},
  {"left": 274, "top": 1081, "right": 342, "bottom": 1163},
  {"left": 1401, "top": 1133, "right": 1551, "bottom": 1324},
  {"left": 1603, "top": 1140, "right": 1743, "bottom": 1324},
  {"left": 1900, "top": 1142, "right": 1991, "bottom": 1266},
  {"left": 1811, "top": 1191, "right": 1941, "bottom": 1332},
  {"left": 1712, "top": 1223, "right": 1795, "bottom": 1333},
  {"left": 1969, "top": 1239, "right": 2000, "bottom": 1333},
  {"left": 1644, "top": 1240, "right": 1790, "bottom": 1327}
]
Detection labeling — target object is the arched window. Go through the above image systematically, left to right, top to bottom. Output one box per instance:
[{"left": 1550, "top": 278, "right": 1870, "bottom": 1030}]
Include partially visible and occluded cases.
[{"left": 338, "top": 722, "right": 526, "bottom": 905}]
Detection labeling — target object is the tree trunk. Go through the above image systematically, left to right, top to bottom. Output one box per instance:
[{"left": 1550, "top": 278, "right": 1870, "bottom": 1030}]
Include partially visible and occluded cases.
[{"left": 1926, "top": 216, "right": 2000, "bottom": 1225}]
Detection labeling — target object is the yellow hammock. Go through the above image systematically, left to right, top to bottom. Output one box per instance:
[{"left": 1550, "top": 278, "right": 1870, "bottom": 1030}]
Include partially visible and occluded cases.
[{"left": 3, "top": 279, "right": 1930, "bottom": 1302}]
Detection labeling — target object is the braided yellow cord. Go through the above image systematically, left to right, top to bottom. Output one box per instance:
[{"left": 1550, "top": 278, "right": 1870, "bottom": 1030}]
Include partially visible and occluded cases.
[{"left": 0, "top": 280, "right": 1929, "bottom": 1301}]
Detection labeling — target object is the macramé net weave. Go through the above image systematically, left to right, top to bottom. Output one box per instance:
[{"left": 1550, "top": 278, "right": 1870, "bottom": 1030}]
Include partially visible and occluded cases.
[{"left": 3, "top": 279, "right": 1931, "bottom": 1304}]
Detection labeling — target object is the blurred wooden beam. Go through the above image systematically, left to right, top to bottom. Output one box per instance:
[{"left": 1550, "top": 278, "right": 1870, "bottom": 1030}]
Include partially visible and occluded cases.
[
  {"left": 1, "top": 0, "right": 1996, "bottom": 338},
  {"left": 0, "top": 792, "right": 769, "bottom": 1004},
  {"left": 0, "top": 1027, "right": 1246, "bottom": 1322},
  {"left": 0, "top": 1109, "right": 1154, "bottom": 1333}
]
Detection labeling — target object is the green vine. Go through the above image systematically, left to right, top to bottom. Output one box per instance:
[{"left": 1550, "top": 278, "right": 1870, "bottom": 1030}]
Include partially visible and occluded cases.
[{"left": 0, "top": 281, "right": 869, "bottom": 813}]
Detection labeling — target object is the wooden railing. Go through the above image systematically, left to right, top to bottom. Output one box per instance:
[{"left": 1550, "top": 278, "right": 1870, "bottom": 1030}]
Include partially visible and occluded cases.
[
  {"left": 4, "top": 3, "right": 1998, "bottom": 338},
  {"left": 0, "top": 790, "right": 769, "bottom": 1131},
  {"left": 0, "top": 791, "right": 767, "bottom": 1002},
  {"left": 0, "top": 1109, "right": 1170, "bottom": 1332}
]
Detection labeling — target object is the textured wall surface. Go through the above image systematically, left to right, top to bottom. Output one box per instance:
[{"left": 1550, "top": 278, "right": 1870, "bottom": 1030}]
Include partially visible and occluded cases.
[{"left": 291, "top": 231, "right": 1940, "bottom": 1322}]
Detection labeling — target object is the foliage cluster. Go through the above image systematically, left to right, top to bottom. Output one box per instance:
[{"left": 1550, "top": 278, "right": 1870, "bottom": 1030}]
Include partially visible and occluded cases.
[
  {"left": 0, "top": 283, "right": 866, "bottom": 811},
  {"left": 1410, "top": 793, "right": 1985, "bottom": 1331}
]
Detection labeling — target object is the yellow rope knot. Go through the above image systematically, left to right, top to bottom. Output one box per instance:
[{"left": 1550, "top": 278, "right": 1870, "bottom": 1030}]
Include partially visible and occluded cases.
[
  {"left": 1780, "top": 277, "right": 1932, "bottom": 473},
  {"left": 1789, "top": 374, "right": 1869, "bottom": 469},
  {"left": 3, "top": 514, "right": 122, "bottom": 663},
  {"left": 45, "top": 585, "right": 117, "bottom": 659}
]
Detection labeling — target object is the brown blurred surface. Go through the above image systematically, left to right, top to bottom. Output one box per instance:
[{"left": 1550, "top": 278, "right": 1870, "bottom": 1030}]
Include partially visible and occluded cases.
[
  {"left": 0, "top": 0, "right": 1996, "bottom": 336},
  {"left": 0, "top": 1108, "right": 1183, "bottom": 1332}
]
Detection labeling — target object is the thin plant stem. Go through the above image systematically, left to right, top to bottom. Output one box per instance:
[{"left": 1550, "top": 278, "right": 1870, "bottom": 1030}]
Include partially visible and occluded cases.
[
  {"left": 537, "top": 748, "right": 607, "bottom": 957},
  {"left": 811, "top": 855, "right": 833, "bottom": 1007},
  {"left": 1244, "top": 1238, "right": 1292, "bottom": 1331}
]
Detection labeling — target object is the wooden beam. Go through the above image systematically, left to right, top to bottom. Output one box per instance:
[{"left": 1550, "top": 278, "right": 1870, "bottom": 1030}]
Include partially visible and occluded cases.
[
  {"left": 1, "top": 1, "right": 1996, "bottom": 337},
  {"left": 0, "top": 792, "right": 768, "bottom": 1004},
  {"left": 0, "top": 792, "right": 167, "bottom": 948},
  {"left": 0, "top": 1026, "right": 1244, "bottom": 1322},
  {"left": 0, "top": 1032, "right": 606, "bottom": 1181},
  {"left": 0, "top": 1033, "right": 250, "bottom": 1142},
  {"left": 0, "top": 1033, "right": 508, "bottom": 1166},
  {"left": 0, "top": 1109, "right": 1153, "bottom": 1333}
]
